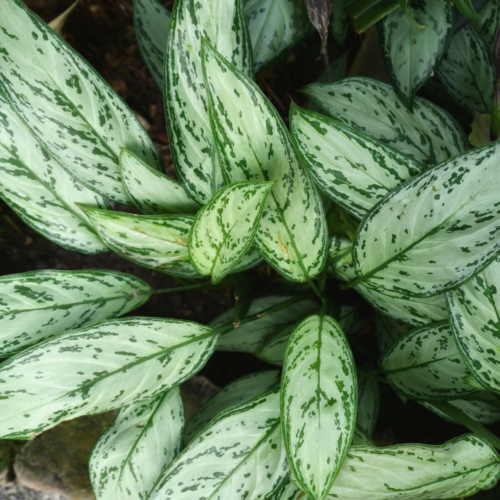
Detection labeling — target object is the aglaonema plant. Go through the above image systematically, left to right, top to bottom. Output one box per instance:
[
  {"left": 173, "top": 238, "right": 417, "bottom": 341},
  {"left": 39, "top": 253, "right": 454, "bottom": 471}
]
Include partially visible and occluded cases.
[{"left": 2, "top": 0, "right": 500, "bottom": 499}]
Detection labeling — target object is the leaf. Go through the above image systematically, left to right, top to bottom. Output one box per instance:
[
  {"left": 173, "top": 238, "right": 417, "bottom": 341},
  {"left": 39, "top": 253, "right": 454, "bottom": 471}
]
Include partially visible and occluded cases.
[
  {"left": 0, "top": 0, "right": 161, "bottom": 204},
  {"left": 48, "top": 0, "right": 79, "bottom": 34},
  {"left": 132, "top": 0, "right": 171, "bottom": 90},
  {"left": 164, "top": 0, "right": 253, "bottom": 205},
  {"left": 244, "top": 0, "right": 311, "bottom": 72},
  {"left": 303, "top": 0, "right": 333, "bottom": 68},
  {"left": 330, "top": 0, "right": 356, "bottom": 47},
  {"left": 351, "top": 0, "right": 400, "bottom": 34},
  {"left": 378, "top": 0, "right": 454, "bottom": 110},
  {"left": 454, "top": 0, "right": 482, "bottom": 20},
  {"left": 472, "top": 0, "right": 500, "bottom": 51},
  {"left": 437, "top": 25, "right": 494, "bottom": 114},
  {"left": 202, "top": 40, "right": 328, "bottom": 282},
  {"left": 301, "top": 77, "right": 468, "bottom": 166},
  {"left": 0, "top": 92, "right": 108, "bottom": 254},
  {"left": 290, "top": 105, "right": 424, "bottom": 220},
  {"left": 470, "top": 111, "right": 492, "bottom": 147},
  {"left": 349, "top": 142, "right": 500, "bottom": 298},
  {"left": 120, "top": 149, "right": 199, "bottom": 215},
  {"left": 189, "top": 181, "right": 273, "bottom": 284},
  {"left": 0, "top": 269, "right": 150, "bottom": 357},
  {"left": 375, "top": 313, "right": 413, "bottom": 355},
  {"left": 281, "top": 315, "right": 357, "bottom": 500},
  {"left": 0, "top": 317, "right": 217, "bottom": 439},
  {"left": 381, "top": 322, "right": 477, "bottom": 401},
  {"left": 184, "top": 370, "right": 280, "bottom": 443},
  {"left": 356, "top": 373, "right": 379, "bottom": 436},
  {"left": 90, "top": 388, "right": 184, "bottom": 500},
  {"left": 148, "top": 388, "right": 289, "bottom": 500},
  {"left": 352, "top": 425, "right": 376, "bottom": 446},
  {"left": 326, "top": 435, "right": 500, "bottom": 499},
  {"left": 277, "top": 480, "right": 307, "bottom": 500}
]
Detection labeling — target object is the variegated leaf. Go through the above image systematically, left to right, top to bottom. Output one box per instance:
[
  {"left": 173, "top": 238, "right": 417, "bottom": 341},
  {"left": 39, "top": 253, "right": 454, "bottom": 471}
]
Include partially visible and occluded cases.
[
  {"left": 0, "top": 0, "right": 161, "bottom": 204},
  {"left": 164, "top": 0, "right": 253, "bottom": 205},
  {"left": 330, "top": 0, "right": 356, "bottom": 47},
  {"left": 378, "top": 0, "right": 453, "bottom": 110},
  {"left": 472, "top": 0, "right": 500, "bottom": 51},
  {"left": 437, "top": 24, "right": 494, "bottom": 114},
  {"left": 202, "top": 40, "right": 328, "bottom": 282},
  {"left": 301, "top": 77, "right": 467, "bottom": 167},
  {"left": 290, "top": 105, "right": 424, "bottom": 220},
  {"left": 350, "top": 142, "right": 500, "bottom": 298},
  {"left": 120, "top": 149, "right": 199, "bottom": 215},
  {"left": 189, "top": 181, "right": 273, "bottom": 283},
  {"left": 0, "top": 269, "right": 150, "bottom": 357},
  {"left": 375, "top": 313, "right": 413, "bottom": 355},
  {"left": 281, "top": 315, "right": 357, "bottom": 500},
  {"left": 0, "top": 317, "right": 216, "bottom": 439},
  {"left": 381, "top": 322, "right": 477, "bottom": 401},
  {"left": 184, "top": 370, "right": 280, "bottom": 443},
  {"left": 357, "top": 373, "right": 379, "bottom": 436},
  {"left": 90, "top": 388, "right": 184, "bottom": 500},
  {"left": 148, "top": 388, "right": 289, "bottom": 500},
  {"left": 352, "top": 425, "right": 376, "bottom": 447},
  {"left": 326, "top": 435, "right": 500, "bottom": 499},
  {"left": 277, "top": 480, "right": 307, "bottom": 500}
]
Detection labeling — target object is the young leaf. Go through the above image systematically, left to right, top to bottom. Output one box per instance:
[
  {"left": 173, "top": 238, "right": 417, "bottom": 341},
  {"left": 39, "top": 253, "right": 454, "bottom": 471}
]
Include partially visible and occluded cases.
[
  {"left": 0, "top": 0, "right": 162, "bottom": 204},
  {"left": 164, "top": 0, "right": 253, "bottom": 205},
  {"left": 330, "top": 0, "right": 356, "bottom": 47},
  {"left": 378, "top": 0, "right": 454, "bottom": 110},
  {"left": 454, "top": 0, "right": 482, "bottom": 20},
  {"left": 472, "top": 0, "right": 500, "bottom": 51},
  {"left": 437, "top": 25, "right": 494, "bottom": 114},
  {"left": 202, "top": 40, "right": 328, "bottom": 282},
  {"left": 301, "top": 77, "right": 467, "bottom": 166},
  {"left": 290, "top": 105, "right": 424, "bottom": 220},
  {"left": 120, "top": 149, "right": 199, "bottom": 215},
  {"left": 189, "top": 181, "right": 274, "bottom": 284},
  {"left": 0, "top": 270, "right": 150, "bottom": 357},
  {"left": 375, "top": 313, "right": 413, "bottom": 355},
  {"left": 281, "top": 315, "right": 357, "bottom": 500},
  {"left": 0, "top": 317, "right": 217, "bottom": 439},
  {"left": 381, "top": 322, "right": 477, "bottom": 401},
  {"left": 184, "top": 370, "right": 280, "bottom": 443},
  {"left": 357, "top": 373, "right": 380, "bottom": 436},
  {"left": 90, "top": 388, "right": 184, "bottom": 500},
  {"left": 148, "top": 389, "right": 289, "bottom": 500},
  {"left": 326, "top": 435, "right": 500, "bottom": 499}
]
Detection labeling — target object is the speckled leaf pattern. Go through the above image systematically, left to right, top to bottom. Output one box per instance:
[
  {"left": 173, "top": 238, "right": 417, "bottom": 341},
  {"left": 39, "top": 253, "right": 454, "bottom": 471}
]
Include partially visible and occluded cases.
[
  {"left": 0, "top": 0, "right": 162, "bottom": 204},
  {"left": 132, "top": 0, "right": 171, "bottom": 89},
  {"left": 164, "top": 0, "right": 253, "bottom": 205},
  {"left": 243, "top": 0, "right": 311, "bottom": 72},
  {"left": 378, "top": 0, "right": 453, "bottom": 110},
  {"left": 472, "top": 0, "right": 500, "bottom": 51},
  {"left": 437, "top": 25, "right": 494, "bottom": 114},
  {"left": 202, "top": 41, "right": 328, "bottom": 282},
  {"left": 301, "top": 77, "right": 467, "bottom": 167},
  {"left": 290, "top": 105, "right": 424, "bottom": 219},
  {"left": 351, "top": 142, "right": 500, "bottom": 298},
  {"left": 120, "top": 149, "right": 200, "bottom": 215},
  {"left": 189, "top": 181, "right": 273, "bottom": 283},
  {"left": 448, "top": 254, "right": 500, "bottom": 395},
  {"left": 0, "top": 269, "right": 150, "bottom": 358},
  {"left": 211, "top": 295, "right": 320, "bottom": 352},
  {"left": 375, "top": 313, "right": 413, "bottom": 355},
  {"left": 281, "top": 315, "right": 357, "bottom": 500},
  {"left": 0, "top": 317, "right": 217, "bottom": 439},
  {"left": 381, "top": 322, "right": 477, "bottom": 401},
  {"left": 184, "top": 370, "right": 280, "bottom": 443},
  {"left": 356, "top": 373, "right": 379, "bottom": 436},
  {"left": 90, "top": 388, "right": 184, "bottom": 500},
  {"left": 149, "top": 388, "right": 289, "bottom": 500},
  {"left": 352, "top": 425, "right": 375, "bottom": 447},
  {"left": 326, "top": 435, "right": 500, "bottom": 499},
  {"left": 277, "top": 481, "right": 306, "bottom": 500}
]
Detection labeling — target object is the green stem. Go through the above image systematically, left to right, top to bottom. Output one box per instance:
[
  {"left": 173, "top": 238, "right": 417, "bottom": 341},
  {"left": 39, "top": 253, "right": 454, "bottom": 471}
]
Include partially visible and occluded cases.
[{"left": 146, "top": 282, "right": 226, "bottom": 296}]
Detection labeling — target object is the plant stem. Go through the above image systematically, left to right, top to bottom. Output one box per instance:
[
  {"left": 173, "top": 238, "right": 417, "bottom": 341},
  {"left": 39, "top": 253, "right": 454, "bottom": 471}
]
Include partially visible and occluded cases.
[{"left": 146, "top": 282, "right": 226, "bottom": 296}]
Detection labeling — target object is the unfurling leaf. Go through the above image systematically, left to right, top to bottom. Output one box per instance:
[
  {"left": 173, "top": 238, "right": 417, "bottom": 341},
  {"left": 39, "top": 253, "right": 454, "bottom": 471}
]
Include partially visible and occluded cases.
[{"left": 48, "top": 0, "right": 79, "bottom": 34}]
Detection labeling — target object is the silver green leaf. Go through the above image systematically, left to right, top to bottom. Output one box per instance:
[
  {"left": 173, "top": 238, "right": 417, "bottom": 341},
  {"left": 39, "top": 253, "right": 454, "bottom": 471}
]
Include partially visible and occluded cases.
[
  {"left": 0, "top": 0, "right": 161, "bottom": 204},
  {"left": 164, "top": 0, "right": 253, "bottom": 205},
  {"left": 378, "top": 0, "right": 453, "bottom": 110},
  {"left": 472, "top": 0, "right": 500, "bottom": 51},
  {"left": 437, "top": 24, "right": 494, "bottom": 114},
  {"left": 202, "top": 40, "right": 328, "bottom": 282},
  {"left": 301, "top": 77, "right": 467, "bottom": 167},
  {"left": 290, "top": 105, "right": 424, "bottom": 220},
  {"left": 120, "top": 149, "right": 200, "bottom": 215},
  {"left": 189, "top": 181, "right": 273, "bottom": 283},
  {"left": 0, "top": 269, "right": 150, "bottom": 357},
  {"left": 375, "top": 313, "right": 413, "bottom": 355},
  {"left": 281, "top": 315, "right": 357, "bottom": 500},
  {"left": 0, "top": 317, "right": 216, "bottom": 439},
  {"left": 381, "top": 322, "right": 477, "bottom": 401},
  {"left": 184, "top": 370, "right": 280, "bottom": 444},
  {"left": 356, "top": 373, "right": 379, "bottom": 436},
  {"left": 90, "top": 388, "right": 184, "bottom": 500},
  {"left": 148, "top": 388, "right": 289, "bottom": 500},
  {"left": 326, "top": 435, "right": 500, "bottom": 499},
  {"left": 277, "top": 480, "right": 307, "bottom": 500}
]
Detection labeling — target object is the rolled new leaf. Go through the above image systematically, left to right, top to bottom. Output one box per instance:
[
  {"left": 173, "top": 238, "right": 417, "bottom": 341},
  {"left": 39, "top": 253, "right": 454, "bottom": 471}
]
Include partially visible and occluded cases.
[
  {"left": 454, "top": 0, "right": 482, "bottom": 20},
  {"left": 189, "top": 181, "right": 274, "bottom": 284},
  {"left": 281, "top": 315, "right": 357, "bottom": 500},
  {"left": 0, "top": 317, "right": 217, "bottom": 439},
  {"left": 356, "top": 373, "right": 380, "bottom": 436},
  {"left": 90, "top": 388, "right": 184, "bottom": 500}
]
